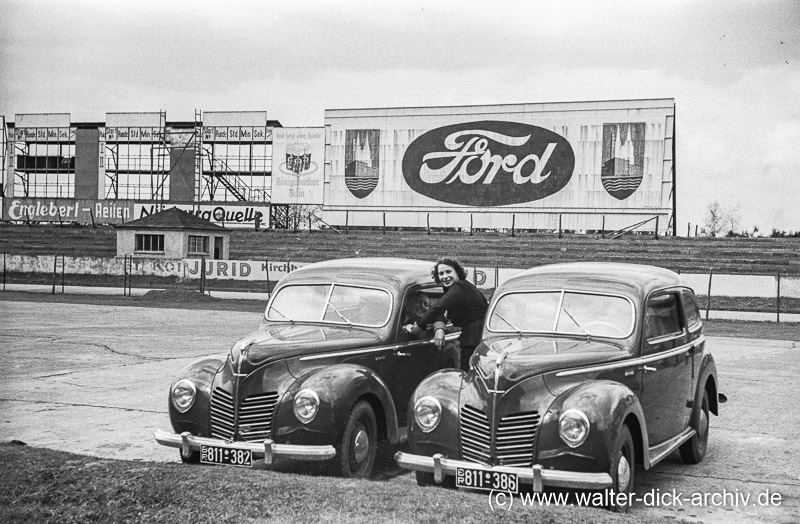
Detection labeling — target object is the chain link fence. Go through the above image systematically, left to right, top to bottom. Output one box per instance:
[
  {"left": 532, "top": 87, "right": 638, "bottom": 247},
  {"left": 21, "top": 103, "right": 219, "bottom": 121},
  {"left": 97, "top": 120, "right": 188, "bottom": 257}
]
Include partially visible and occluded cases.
[{"left": 2, "top": 253, "right": 799, "bottom": 322}]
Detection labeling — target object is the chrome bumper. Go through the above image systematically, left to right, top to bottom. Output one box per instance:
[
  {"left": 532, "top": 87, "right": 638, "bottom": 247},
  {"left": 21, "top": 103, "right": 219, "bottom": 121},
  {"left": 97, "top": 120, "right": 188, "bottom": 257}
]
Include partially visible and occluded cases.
[
  {"left": 154, "top": 429, "right": 336, "bottom": 466},
  {"left": 394, "top": 451, "right": 613, "bottom": 491}
]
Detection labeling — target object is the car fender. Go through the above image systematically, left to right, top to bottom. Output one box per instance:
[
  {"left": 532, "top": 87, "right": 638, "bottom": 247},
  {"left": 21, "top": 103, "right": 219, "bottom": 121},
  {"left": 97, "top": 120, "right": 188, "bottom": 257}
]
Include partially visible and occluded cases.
[
  {"left": 696, "top": 353, "right": 720, "bottom": 416},
  {"left": 168, "top": 356, "right": 226, "bottom": 436},
  {"left": 272, "top": 363, "right": 401, "bottom": 446},
  {"left": 406, "top": 368, "right": 465, "bottom": 458},
  {"left": 536, "top": 380, "right": 648, "bottom": 473}
]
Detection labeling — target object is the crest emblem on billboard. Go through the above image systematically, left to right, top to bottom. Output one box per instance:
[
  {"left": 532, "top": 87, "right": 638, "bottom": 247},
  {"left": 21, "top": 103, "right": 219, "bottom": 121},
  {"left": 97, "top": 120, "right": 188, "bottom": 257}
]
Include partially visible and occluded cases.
[
  {"left": 402, "top": 121, "right": 575, "bottom": 206},
  {"left": 601, "top": 123, "right": 645, "bottom": 200},
  {"left": 345, "top": 129, "right": 380, "bottom": 199},
  {"left": 279, "top": 142, "right": 318, "bottom": 176}
]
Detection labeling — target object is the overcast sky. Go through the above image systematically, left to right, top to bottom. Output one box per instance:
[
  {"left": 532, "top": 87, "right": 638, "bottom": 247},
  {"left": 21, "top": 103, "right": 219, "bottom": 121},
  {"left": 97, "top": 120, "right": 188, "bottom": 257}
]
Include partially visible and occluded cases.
[{"left": 1, "top": 0, "right": 798, "bottom": 234}]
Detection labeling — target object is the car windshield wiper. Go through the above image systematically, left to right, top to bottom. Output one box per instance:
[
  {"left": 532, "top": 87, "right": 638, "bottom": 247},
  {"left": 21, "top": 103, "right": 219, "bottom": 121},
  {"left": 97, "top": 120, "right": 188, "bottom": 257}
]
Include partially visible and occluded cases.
[
  {"left": 326, "top": 302, "right": 353, "bottom": 326},
  {"left": 268, "top": 305, "right": 294, "bottom": 322},
  {"left": 561, "top": 307, "right": 590, "bottom": 338},
  {"left": 493, "top": 312, "right": 524, "bottom": 336}
]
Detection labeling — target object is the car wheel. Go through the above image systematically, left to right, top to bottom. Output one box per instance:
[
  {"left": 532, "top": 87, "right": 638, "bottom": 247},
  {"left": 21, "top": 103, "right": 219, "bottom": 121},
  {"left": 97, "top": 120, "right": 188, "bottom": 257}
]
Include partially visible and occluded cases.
[
  {"left": 680, "top": 388, "right": 710, "bottom": 464},
  {"left": 335, "top": 400, "right": 378, "bottom": 478},
  {"left": 607, "top": 425, "right": 635, "bottom": 513},
  {"left": 180, "top": 450, "right": 200, "bottom": 464},
  {"left": 415, "top": 471, "right": 456, "bottom": 488}
]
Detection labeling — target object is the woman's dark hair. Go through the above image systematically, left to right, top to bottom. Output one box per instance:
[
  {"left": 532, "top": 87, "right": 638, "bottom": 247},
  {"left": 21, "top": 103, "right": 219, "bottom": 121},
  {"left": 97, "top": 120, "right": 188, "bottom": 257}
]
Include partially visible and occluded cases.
[{"left": 431, "top": 257, "right": 468, "bottom": 285}]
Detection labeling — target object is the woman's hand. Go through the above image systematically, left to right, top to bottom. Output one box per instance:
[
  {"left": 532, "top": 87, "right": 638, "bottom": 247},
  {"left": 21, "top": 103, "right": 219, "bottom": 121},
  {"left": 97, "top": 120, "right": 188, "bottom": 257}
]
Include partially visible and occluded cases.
[
  {"left": 403, "top": 323, "right": 422, "bottom": 335},
  {"left": 434, "top": 328, "right": 445, "bottom": 349}
]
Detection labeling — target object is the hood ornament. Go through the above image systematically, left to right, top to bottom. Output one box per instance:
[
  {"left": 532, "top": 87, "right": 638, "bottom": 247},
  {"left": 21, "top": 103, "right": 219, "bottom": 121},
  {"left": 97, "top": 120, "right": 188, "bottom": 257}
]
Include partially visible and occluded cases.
[{"left": 492, "top": 351, "right": 508, "bottom": 394}]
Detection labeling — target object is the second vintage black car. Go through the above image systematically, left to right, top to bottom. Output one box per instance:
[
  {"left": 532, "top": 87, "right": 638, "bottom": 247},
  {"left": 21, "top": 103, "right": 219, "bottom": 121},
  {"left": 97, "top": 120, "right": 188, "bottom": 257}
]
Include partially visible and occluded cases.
[
  {"left": 155, "top": 257, "right": 459, "bottom": 478},
  {"left": 396, "top": 262, "right": 724, "bottom": 512}
]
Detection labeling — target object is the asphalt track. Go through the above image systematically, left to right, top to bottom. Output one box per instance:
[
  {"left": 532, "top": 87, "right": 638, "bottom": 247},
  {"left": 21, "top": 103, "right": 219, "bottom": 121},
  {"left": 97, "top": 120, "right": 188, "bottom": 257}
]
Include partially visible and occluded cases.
[{"left": 1, "top": 300, "right": 798, "bottom": 523}]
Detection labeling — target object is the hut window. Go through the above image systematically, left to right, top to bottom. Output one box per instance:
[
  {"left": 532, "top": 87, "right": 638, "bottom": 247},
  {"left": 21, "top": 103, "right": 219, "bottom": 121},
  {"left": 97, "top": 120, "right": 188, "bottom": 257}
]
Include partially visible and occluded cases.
[
  {"left": 135, "top": 234, "right": 165, "bottom": 253},
  {"left": 188, "top": 235, "right": 210, "bottom": 255}
]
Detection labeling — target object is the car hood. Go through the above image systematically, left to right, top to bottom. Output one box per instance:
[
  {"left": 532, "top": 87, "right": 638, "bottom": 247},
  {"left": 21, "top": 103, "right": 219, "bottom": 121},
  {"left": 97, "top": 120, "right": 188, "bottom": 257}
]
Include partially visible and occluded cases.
[
  {"left": 230, "top": 323, "right": 382, "bottom": 371},
  {"left": 472, "top": 335, "right": 629, "bottom": 387}
]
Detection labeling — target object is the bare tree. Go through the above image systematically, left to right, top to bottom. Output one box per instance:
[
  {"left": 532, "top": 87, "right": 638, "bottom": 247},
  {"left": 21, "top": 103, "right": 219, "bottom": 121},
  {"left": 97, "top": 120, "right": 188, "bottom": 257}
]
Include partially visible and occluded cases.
[
  {"left": 704, "top": 201, "right": 725, "bottom": 237},
  {"left": 704, "top": 201, "right": 742, "bottom": 236},
  {"left": 725, "top": 203, "right": 742, "bottom": 234},
  {"left": 287, "top": 204, "right": 321, "bottom": 232}
]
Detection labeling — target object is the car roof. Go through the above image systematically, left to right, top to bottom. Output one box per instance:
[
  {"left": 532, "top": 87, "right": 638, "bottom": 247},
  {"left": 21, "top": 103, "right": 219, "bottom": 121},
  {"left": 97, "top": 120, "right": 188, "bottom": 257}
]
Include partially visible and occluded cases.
[
  {"left": 282, "top": 257, "right": 435, "bottom": 290},
  {"left": 500, "top": 262, "right": 686, "bottom": 300}
]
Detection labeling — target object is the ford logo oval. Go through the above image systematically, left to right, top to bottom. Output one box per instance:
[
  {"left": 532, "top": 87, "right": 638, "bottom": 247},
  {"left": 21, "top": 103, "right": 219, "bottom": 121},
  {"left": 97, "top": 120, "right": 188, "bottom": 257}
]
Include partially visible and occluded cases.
[{"left": 402, "top": 121, "right": 575, "bottom": 206}]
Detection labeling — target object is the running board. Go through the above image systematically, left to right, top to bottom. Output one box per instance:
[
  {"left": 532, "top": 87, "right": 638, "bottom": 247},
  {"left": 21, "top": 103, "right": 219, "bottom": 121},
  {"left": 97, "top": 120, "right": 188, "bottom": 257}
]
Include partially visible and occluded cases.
[{"left": 647, "top": 428, "right": 696, "bottom": 468}]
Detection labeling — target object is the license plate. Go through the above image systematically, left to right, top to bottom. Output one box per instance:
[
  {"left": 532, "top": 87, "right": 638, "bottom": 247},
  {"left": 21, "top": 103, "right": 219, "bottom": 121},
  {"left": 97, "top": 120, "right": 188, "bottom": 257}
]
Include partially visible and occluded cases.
[
  {"left": 200, "top": 445, "right": 252, "bottom": 467},
  {"left": 456, "top": 467, "right": 518, "bottom": 493}
]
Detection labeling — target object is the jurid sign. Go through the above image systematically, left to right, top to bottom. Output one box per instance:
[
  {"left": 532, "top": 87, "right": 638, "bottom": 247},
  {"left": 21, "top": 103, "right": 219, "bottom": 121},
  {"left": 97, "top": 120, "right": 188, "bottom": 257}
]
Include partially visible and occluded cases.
[{"left": 402, "top": 121, "right": 575, "bottom": 206}]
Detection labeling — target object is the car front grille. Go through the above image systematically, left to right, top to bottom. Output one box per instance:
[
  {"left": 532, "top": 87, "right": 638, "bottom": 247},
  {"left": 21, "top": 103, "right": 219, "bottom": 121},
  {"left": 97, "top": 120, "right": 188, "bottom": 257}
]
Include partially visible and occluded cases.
[
  {"left": 210, "top": 388, "right": 279, "bottom": 442},
  {"left": 460, "top": 404, "right": 540, "bottom": 466}
]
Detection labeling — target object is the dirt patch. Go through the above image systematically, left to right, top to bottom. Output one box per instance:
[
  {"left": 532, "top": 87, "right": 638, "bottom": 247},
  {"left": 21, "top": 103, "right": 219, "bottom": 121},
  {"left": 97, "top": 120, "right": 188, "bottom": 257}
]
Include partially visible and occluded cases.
[{"left": 140, "top": 289, "right": 222, "bottom": 303}]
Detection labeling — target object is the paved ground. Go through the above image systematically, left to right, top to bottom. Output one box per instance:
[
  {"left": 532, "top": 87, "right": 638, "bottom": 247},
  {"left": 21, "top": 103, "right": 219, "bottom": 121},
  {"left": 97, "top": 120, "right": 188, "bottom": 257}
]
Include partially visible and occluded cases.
[{"left": 0, "top": 300, "right": 798, "bottom": 523}]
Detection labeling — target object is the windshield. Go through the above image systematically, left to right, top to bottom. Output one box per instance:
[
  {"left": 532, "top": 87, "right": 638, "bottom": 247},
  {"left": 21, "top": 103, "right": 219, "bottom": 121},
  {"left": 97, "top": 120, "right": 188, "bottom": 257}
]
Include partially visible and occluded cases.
[
  {"left": 266, "top": 284, "right": 393, "bottom": 327},
  {"left": 488, "top": 290, "right": 634, "bottom": 338}
]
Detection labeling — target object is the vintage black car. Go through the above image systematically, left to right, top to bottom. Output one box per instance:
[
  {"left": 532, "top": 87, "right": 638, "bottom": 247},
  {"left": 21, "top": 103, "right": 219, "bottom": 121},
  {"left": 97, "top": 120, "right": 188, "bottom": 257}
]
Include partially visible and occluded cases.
[
  {"left": 155, "top": 257, "right": 459, "bottom": 478},
  {"left": 396, "top": 262, "right": 724, "bottom": 511}
]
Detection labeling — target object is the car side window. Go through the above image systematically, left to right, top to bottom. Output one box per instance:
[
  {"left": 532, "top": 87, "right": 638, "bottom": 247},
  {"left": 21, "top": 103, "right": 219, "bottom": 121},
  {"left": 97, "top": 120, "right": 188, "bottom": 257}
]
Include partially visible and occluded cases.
[
  {"left": 398, "top": 286, "right": 444, "bottom": 342},
  {"left": 681, "top": 290, "right": 703, "bottom": 333},
  {"left": 644, "top": 293, "right": 683, "bottom": 343}
]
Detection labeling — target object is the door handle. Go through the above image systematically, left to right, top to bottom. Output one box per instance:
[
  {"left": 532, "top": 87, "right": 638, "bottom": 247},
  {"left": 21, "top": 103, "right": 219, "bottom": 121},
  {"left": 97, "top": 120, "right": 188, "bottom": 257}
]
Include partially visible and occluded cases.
[{"left": 643, "top": 365, "right": 657, "bottom": 373}]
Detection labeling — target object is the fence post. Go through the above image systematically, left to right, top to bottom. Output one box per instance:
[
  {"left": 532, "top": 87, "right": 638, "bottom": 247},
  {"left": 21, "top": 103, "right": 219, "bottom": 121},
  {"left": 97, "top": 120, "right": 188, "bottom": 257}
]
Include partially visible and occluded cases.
[
  {"left": 345, "top": 211, "right": 349, "bottom": 235},
  {"left": 383, "top": 213, "right": 386, "bottom": 235},
  {"left": 427, "top": 213, "right": 430, "bottom": 235},
  {"left": 470, "top": 214, "right": 473, "bottom": 237},
  {"left": 558, "top": 215, "right": 563, "bottom": 239},
  {"left": 602, "top": 215, "right": 606, "bottom": 239},
  {"left": 654, "top": 217, "right": 659, "bottom": 240},
  {"left": 687, "top": 223, "right": 691, "bottom": 237},
  {"left": 3, "top": 252, "right": 6, "bottom": 291},
  {"left": 61, "top": 254, "right": 65, "bottom": 294},
  {"left": 52, "top": 255, "right": 57, "bottom": 294},
  {"left": 123, "top": 255, "right": 127, "bottom": 296},
  {"left": 200, "top": 257, "right": 206, "bottom": 295},
  {"left": 265, "top": 259, "right": 271, "bottom": 298},
  {"left": 705, "top": 268, "right": 714, "bottom": 320},
  {"left": 776, "top": 272, "right": 781, "bottom": 323}
]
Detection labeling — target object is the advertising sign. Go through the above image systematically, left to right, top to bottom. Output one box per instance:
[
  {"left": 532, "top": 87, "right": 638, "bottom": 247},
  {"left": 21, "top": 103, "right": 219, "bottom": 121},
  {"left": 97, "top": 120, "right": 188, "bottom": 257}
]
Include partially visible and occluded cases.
[
  {"left": 323, "top": 99, "right": 675, "bottom": 230},
  {"left": 402, "top": 121, "right": 575, "bottom": 206},
  {"left": 270, "top": 127, "right": 325, "bottom": 204},
  {"left": 2, "top": 198, "right": 269, "bottom": 228},
  {"left": 3, "top": 198, "right": 133, "bottom": 223},
  {"left": 133, "top": 202, "right": 269, "bottom": 228}
]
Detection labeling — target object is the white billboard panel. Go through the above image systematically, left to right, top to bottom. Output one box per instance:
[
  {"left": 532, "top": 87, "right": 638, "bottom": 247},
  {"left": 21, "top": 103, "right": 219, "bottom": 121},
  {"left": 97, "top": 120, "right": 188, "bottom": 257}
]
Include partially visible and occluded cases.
[
  {"left": 323, "top": 99, "right": 675, "bottom": 230},
  {"left": 271, "top": 127, "right": 325, "bottom": 204}
]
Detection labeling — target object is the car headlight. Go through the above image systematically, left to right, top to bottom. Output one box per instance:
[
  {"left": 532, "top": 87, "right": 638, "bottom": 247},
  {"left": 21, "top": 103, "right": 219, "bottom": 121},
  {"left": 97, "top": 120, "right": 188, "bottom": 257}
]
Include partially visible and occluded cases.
[
  {"left": 171, "top": 379, "right": 196, "bottom": 413},
  {"left": 293, "top": 389, "right": 320, "bottom": 424},
  {"left": 414, "top": 396, "right": 442, "bottom": 433},
  {"left": 559, "top": 409, "right": 590, "bottom": 448}
]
